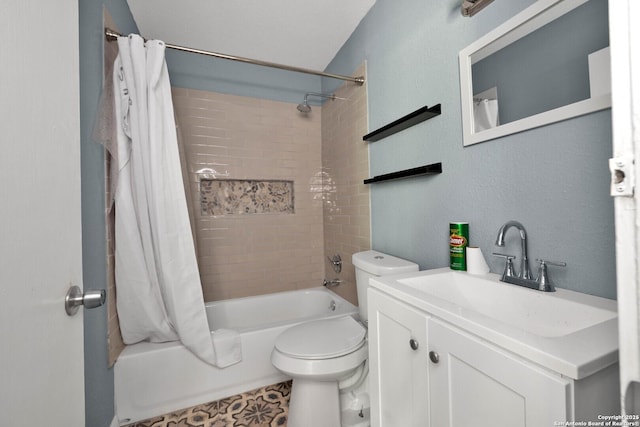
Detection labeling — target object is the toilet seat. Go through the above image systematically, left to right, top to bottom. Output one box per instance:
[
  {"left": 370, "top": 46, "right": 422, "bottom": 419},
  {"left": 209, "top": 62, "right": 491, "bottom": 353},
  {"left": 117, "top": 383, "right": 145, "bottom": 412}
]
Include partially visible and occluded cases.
[{"left": 274, "top": 316, "right": 366, "bottom": 359}]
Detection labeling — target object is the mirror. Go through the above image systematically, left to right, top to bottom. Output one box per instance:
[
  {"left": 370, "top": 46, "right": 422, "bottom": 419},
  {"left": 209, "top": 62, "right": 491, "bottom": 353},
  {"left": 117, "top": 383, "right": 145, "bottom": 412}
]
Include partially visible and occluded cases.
[{"left": 459, "top": 0, "right": 610, "bottom": 146}]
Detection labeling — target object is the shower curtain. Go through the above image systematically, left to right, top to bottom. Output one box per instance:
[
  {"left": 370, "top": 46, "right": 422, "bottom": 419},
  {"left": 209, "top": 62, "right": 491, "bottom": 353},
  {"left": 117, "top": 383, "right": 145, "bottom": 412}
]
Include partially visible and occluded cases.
[
  {"left": 111, "top": 34, "right": 218, "bottom": 365},
  {"left": 473, "top": 98, "right": 499, "bottom": 132}
]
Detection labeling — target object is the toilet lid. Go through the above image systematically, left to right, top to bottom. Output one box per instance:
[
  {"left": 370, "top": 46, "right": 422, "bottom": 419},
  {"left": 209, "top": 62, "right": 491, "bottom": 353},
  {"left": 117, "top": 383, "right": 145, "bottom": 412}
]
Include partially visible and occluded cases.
[{"left": 275, "top": 316, "right": 366, "bottom": 359}]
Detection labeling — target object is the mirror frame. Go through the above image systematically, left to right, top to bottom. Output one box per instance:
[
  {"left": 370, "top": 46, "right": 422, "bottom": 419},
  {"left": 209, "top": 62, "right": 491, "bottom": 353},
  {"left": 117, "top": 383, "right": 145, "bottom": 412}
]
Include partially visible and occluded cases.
[{"left": 459, "top": 0, "right": 611, "bottom": 146}]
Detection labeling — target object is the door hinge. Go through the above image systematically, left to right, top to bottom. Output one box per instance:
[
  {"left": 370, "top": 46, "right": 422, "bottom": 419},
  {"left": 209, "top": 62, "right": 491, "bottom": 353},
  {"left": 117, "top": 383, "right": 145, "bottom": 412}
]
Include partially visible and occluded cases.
[{"left": 609, "top": 155, "right": 635, "bottom": 197}]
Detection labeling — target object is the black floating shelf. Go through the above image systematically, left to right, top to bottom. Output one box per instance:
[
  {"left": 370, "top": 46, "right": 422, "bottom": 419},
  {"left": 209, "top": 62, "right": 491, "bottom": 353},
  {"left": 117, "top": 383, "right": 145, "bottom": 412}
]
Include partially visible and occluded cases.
[
  {"left": 363, "top": 104, "right": 441, "bottom": 142},
  {"left": 364, "top": 162, "right": 442, "bottom": 184}
]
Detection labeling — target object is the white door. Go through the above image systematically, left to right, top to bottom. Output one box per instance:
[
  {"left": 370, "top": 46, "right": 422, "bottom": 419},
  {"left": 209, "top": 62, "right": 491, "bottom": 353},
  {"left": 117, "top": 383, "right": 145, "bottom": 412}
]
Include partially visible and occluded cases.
[
  {"left": 0, "top": 0, "right": 85, "bottom": 426},
  {"left": 609, "top": 0, "right": 640, "bottom": 415}
]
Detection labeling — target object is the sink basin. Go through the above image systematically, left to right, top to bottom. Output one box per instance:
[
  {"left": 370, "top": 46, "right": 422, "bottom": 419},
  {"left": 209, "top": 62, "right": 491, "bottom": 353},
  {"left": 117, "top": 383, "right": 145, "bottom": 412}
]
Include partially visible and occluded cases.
[
  {"left": 370, "top": 267, "right": 618, "bottom": 379},
  {"left": 396, "top": 270, "right": 617, "bottom": 338}
]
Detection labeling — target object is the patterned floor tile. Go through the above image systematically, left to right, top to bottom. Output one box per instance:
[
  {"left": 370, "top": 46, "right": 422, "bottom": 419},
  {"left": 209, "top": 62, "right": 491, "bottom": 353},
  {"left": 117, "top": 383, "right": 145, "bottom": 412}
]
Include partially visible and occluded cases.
[{"left": 125, "top": 381, "right": 291, "bottom": 427}]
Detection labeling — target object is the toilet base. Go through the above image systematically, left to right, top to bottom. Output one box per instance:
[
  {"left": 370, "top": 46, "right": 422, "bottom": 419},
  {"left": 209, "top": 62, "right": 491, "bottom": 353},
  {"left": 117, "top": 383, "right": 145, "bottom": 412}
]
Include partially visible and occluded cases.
[{"left": 287, "top": 378, "right": 341, "bottom": 427}]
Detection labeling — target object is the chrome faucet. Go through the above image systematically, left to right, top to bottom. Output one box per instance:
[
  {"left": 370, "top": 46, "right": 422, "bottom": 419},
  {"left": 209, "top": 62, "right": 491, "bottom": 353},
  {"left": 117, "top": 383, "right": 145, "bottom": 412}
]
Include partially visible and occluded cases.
[
  {"left": 493, "top": 220, "right": 566, "bottom": 292},
  {"left": 495, "top": 220, "right": 532, "bottom": 280},
  {"left": 323, "top": 278, "right": 342, "bottom": 288}
]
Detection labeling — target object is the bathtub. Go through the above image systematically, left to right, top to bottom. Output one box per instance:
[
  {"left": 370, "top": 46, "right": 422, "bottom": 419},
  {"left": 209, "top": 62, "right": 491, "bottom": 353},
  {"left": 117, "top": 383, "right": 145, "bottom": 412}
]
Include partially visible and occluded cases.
[{"left": 114, "top": 287, "right": 358, "bottom": 425}]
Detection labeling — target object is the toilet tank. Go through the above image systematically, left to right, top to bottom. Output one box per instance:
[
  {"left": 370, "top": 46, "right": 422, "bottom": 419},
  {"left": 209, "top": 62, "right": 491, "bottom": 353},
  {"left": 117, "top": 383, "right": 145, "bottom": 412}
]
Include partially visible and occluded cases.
[{"left": 352, "top": 250, "right": 419, "bottom": 322}]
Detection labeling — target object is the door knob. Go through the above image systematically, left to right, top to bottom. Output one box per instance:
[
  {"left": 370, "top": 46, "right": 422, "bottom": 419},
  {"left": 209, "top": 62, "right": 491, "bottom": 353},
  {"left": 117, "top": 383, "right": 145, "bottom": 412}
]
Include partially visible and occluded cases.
[
  {"left": 65, "top": 285, "right": 106, "bottom": 316},
  {"left": 409, "top": 339, "right": 419, "bottom": 350},
  {"left": 429, "top": 351, "right": 440, "bottom": 364}
]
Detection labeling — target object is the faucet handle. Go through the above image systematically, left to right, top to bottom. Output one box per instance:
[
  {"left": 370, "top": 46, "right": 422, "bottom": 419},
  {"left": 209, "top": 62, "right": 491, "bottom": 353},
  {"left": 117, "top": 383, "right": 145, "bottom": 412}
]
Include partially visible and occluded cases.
[
  {"left": 492, "top": 253, "right": 516, "bottom": 280},
  {"left": 327, "top": 254, "right": 342, "bottom": 274},
  {"left": 535, "top": 259, "right": 566, "bottom": 292},
  {"left": 537, "top": 259, "right": 566, "bottom": 267}
]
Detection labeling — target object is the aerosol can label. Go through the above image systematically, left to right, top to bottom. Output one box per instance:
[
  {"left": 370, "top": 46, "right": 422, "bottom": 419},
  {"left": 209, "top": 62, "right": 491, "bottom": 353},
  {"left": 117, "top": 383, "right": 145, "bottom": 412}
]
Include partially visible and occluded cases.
[{"left": 450, "top": 222, "right": 469, "bottom": 271}]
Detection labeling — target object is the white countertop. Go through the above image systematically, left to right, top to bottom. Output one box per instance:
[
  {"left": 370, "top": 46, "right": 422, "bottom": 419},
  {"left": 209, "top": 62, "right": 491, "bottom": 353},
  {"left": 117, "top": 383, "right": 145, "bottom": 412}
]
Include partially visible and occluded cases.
[{"left": 369, "top": 268, "right": 619, "bottom": 380}]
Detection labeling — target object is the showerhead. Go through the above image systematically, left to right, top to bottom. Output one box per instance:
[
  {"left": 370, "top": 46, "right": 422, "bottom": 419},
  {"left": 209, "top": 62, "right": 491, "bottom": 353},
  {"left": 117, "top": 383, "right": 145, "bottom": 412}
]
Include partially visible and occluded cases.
[
  {"left": 296, "top": 92, "right": 343, "bottom": 114},
  {"left": 297, "top": 100, "right": 312, "bottom": 113}
]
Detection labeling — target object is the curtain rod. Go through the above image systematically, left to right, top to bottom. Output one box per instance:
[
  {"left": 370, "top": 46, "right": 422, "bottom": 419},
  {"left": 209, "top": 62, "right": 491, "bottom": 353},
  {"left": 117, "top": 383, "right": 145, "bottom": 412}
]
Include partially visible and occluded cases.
[{"left": 105, "top": 28, "right": 365, "bottom": 85}]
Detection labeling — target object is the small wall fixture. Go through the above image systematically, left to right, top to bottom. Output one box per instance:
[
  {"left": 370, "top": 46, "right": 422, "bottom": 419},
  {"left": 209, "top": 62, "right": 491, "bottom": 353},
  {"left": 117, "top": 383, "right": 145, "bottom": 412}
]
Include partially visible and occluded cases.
[
  {"left": 461, "top": 0, "right": 495, "bottom": 17},
  {"left": 297, "top": 92, "right": 345, "bottom": 114},
  {"left": 327, "top": 254, "right": 342, "bottom": 274}
]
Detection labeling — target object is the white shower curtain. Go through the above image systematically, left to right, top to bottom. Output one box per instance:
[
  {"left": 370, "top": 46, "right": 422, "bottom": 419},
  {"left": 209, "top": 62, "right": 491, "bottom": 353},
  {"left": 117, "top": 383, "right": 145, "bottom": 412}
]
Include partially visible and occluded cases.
[
  {"left": 112, "top": 34, "right": 217, "bottom": 365},
  {"left": 473, "top": 98, "right": 499, "bottom": 132}
]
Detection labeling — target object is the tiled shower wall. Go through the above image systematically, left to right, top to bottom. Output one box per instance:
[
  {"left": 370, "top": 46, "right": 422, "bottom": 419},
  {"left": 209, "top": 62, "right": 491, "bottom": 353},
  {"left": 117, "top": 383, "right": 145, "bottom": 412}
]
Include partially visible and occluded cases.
[
  {"left": 104, "top": 12, "right": 125, "bottom": 365},
  {"left": 321, "top": 63, "right": 371, "bottom": 305},
  {"left": 108, "top": 67, "right": 370, "bottom": 363},
  {"left": 172, "top": 88, "right": 325, "bottom": 301}
]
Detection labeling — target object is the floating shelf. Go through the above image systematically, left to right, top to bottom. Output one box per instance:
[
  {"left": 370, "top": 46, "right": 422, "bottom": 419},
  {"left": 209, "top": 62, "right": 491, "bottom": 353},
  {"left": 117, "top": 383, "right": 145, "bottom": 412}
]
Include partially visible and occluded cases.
[
  {"left": 363, "top": 104, "right": 441, "bottom": 142},
  {"left": 364, "top": 162, "right": 442, "bottom": 184}
]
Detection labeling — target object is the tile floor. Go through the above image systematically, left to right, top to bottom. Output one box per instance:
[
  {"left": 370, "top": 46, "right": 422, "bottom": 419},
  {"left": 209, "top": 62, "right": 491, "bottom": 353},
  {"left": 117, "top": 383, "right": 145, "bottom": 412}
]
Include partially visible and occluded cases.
[{"left": 124, "top": 381, "right": 291, "bottom": 427}]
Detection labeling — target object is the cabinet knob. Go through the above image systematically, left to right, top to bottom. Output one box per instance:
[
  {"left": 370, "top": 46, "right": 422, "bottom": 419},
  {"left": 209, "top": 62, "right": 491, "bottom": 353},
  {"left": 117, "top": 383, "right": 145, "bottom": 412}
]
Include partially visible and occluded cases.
[
  {"left": 409, "top": 339, "right": 419, "bottom": 350},
  {"left": 429, "top": 351, "right": 440, "bottom": 364}
]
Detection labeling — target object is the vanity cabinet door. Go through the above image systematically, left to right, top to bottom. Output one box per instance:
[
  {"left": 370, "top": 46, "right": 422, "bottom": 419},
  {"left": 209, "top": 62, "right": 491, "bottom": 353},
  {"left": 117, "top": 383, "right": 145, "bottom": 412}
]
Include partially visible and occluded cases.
[
  {"left": 368, "top": 289, "right": 430, "bottom": 427},
  {"left": 428, "top": 318, "right": 571, "bottom": 427}
]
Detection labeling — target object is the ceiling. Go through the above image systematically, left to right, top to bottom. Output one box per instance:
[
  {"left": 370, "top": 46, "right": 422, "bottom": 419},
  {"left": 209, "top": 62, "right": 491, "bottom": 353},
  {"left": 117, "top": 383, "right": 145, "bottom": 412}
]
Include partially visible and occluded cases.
[{"left": 127, "top": 0, "right": 376, "bottom": 71}]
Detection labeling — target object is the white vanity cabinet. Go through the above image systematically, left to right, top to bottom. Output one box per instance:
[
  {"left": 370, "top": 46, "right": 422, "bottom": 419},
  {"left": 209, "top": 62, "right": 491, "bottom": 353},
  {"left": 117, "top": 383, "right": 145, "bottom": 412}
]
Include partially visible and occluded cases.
[
  {"left": 368, "top": 283, "right": 620, "bottom": 427},
  {"left": 368, "top": 288, "right": 429, "bottom": 427},
  {"left": 427, "top": 318, "right": 570, "bottom": 426}
]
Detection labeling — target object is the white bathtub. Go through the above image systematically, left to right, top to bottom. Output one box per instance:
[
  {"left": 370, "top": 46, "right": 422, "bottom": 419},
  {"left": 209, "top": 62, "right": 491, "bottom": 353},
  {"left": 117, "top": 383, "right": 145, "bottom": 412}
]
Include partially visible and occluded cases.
[{"left": 114, "top": 287, "right": 358, "bottom": 425}]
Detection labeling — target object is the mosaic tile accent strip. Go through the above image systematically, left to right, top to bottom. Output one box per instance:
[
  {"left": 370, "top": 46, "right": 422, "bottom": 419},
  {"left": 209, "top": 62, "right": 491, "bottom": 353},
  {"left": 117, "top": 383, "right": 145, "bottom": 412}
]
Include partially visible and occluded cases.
[
  {"left": 201, "top": 179, "right": 294, "bottom": 216},
  {"left": 125, "top": 381, "right": 291, "bottom": 427}
]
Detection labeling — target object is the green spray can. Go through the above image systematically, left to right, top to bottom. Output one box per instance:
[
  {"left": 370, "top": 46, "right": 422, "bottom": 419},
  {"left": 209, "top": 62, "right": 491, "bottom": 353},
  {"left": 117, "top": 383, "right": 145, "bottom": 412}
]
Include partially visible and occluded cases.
[{"left": 450, "top": 222, "right": 469, "bottom": 271}]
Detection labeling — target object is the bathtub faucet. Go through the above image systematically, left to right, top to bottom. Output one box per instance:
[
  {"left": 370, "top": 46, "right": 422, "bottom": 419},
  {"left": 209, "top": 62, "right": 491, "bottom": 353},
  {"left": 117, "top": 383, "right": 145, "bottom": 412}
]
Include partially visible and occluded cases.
[{"left": 323, "top": 278, "right": 343, "bottom": 288}]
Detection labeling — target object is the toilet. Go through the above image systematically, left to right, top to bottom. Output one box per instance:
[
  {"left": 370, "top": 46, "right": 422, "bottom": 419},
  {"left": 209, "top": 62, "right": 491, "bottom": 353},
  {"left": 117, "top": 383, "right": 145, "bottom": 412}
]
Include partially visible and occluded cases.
[{"left": 271, "top": 250, "right": 418, "bottom": 427}]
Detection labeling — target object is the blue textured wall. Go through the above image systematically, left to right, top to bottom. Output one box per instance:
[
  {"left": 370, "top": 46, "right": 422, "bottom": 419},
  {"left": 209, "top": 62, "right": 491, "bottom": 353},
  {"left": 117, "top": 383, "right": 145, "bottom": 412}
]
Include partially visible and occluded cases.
[
  {"left": 324, "top": 0, "right": 616, "bottom": 299},
  {"left": 79, "top": 1, "right": 137, "bottom": 426},
  {"left": 165, "top": 50, "right": 322, "bottom": 104}
]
